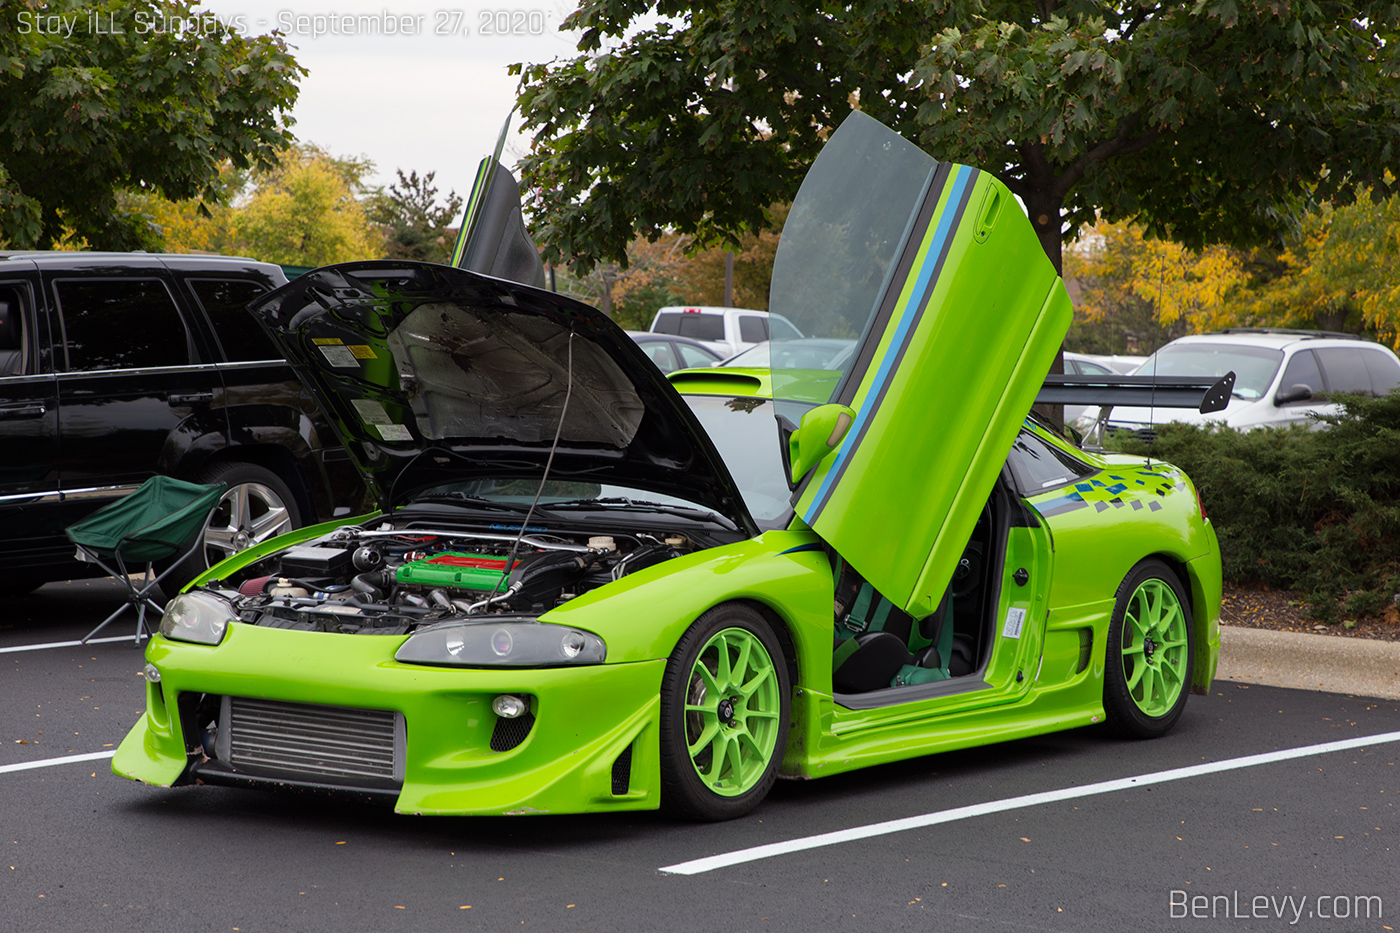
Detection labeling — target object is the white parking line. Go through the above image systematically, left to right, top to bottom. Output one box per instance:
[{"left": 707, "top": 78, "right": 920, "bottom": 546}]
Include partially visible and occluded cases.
[
  {"left": 0, "top": 636, "right": 140, "bottom": 654},
  {"left": 659, "top": 730, "right": 1400, "bottom": 875},
  {"left": 0, "top": 751, "right": 117, "bottom": 775}
]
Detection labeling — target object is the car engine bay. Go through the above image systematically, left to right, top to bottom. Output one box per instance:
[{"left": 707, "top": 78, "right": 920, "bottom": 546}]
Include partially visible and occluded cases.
[{"left": 210, "top": 522, "right": 699, "bottom": 636}]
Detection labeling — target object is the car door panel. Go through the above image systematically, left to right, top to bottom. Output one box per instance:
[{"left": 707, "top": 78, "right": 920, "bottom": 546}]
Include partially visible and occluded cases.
[
  {"left": 773, "top": 115, "right": 1070, "bottom": 618},
  {"left": 0, "top": 278, "right": 67, "bottom": 573}
]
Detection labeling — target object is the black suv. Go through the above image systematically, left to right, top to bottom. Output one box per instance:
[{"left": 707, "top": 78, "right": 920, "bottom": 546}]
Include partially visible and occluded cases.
[{"left": 0, "top": 252, "right": 365, "bottom": 594}]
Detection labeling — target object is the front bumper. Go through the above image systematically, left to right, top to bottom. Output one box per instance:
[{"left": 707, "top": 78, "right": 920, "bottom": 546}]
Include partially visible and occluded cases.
[{"left": 114, "top": 624, "right": 665, "bottom": 815}]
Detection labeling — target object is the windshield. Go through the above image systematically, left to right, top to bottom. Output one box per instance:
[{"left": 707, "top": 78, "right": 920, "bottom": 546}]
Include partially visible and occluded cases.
[
  {"left": 767, "top": 110, "right": 938, "bottom": 414},
  {"left": 1135, "top": 343, "right": 1283, "bottom": 401},
  {"left": 682, "top": 395, "right": 792, "bottom": 529}
]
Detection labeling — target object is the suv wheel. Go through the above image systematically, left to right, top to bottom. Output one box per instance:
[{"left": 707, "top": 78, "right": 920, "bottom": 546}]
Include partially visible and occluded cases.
[{"left": 161, "top": 463, "right": 303, "bottom": 593}]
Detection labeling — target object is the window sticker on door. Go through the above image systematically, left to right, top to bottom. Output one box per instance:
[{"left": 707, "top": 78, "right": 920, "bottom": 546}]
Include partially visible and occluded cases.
[
  {"left": 351, "top": 398, "right": 392, "bottom": 425},
  {"left": 376, "top": 424, "right": 412, "bottom": 441},
  {"left": 1002, "top": 606, "right": 1026, "bottom": 639}
]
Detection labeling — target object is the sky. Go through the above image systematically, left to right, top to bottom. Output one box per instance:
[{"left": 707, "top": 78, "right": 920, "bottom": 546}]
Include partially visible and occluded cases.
[{"left": 201, "top": 0, "right": 584, "bottom": 208}]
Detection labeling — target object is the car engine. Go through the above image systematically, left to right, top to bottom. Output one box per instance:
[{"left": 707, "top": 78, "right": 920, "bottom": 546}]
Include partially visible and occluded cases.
[{"left": 212, "top": 522, "right": 695, "bottom": 635}]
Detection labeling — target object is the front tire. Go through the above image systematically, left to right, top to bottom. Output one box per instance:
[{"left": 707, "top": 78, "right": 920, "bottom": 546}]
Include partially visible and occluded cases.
[
  {"left": 1103, "top": 559, "right": 1194, "bottom": 738},
  {"left": 659, "top": 603, "right": 790, "bottom": 821}
]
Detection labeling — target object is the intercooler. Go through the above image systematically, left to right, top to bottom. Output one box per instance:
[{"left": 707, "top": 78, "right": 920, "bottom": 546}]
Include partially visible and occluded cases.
[{"left": 213, "top": 696, "right": 406, "bottom": 785}]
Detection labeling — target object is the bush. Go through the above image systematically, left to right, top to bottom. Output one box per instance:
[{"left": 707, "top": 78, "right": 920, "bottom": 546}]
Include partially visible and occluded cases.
[{"left": 1108, "top": 392, "right": 1400, "bottom": 621}]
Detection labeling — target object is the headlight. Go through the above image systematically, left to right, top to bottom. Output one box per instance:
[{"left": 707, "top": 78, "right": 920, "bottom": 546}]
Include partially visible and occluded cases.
[
  {"left": 159, "top": 592, "right": 235, "bottom": 646},
  {"left": 395, "top": 621, "right": 606, "bottom": 668}
]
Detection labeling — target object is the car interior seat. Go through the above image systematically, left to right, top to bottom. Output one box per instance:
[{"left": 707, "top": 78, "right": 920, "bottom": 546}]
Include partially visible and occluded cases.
[{"left": 833, "top": 578, "right": 967, "bottom": 693}]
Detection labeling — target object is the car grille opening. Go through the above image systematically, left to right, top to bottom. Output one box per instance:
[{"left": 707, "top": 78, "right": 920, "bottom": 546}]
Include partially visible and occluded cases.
[
  {"left": 218, "top": 696, "right": 404, "bottom": 783},
  {"left": 490, "top": 710, "right": 535, "bottom": 752},
  {"left": 611, "top": 744, "right": 633, "bottom": 795}
]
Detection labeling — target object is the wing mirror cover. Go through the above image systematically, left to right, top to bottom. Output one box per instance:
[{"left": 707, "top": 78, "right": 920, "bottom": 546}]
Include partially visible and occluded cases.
[
  {"left": 1274, "top": 383, "right": 1314, "bottom": 406},
  {"left": 789, "top": 403, "right": 855, "bottom": 484}
]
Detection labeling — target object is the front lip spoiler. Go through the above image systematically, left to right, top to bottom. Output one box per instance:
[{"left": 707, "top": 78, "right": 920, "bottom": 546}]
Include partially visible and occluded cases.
[{"left": 186, "top": 759, "right": 402, "bottom": 803}]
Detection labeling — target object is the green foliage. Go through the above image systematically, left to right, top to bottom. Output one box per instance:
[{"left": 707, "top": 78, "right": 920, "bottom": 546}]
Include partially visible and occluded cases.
[
  {"left": 0, "top": 0, "right": 303, "bottom": 250},
  {"left": 515, "top": 0, "right": 1400, "bottom": 276},
  {"left": 235, "top": 146, "right": 375, "bottom": 266},
  {"left": 364, "top": 170, "right": 464, "bottom": 264},
  {"left": 610, "top": 277, "right": 685, "bottom": 330},
  {"left": 1109, "top": 394, "right": 1400, "bottom": 620}
]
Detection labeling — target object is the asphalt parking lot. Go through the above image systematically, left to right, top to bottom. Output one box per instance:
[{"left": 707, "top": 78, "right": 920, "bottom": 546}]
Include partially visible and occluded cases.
[{"left": 3, "top": 580, "right": 1396, "bottom": 932}]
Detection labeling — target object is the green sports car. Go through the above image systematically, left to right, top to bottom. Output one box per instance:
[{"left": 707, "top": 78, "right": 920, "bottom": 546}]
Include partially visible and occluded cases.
[{"left": 114, "top": 112, "right": 1221, "bottom": 821}]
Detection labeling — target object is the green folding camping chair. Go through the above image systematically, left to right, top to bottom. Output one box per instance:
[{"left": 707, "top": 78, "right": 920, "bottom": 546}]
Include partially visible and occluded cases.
[{"left": 66, "top": 475, "right": 228, "bottom": 646}]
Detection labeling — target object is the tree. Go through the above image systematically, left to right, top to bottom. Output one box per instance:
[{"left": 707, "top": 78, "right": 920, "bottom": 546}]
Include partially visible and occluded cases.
[
  {"left": 0, "top": 0, "right": 303, "bottom": 250},
  {"left": 514, "top": 1, "right": 1400, "bottom": 278},
  {"left": 235, "top": 146, "right": 375, "bottom": 266},
  {"left": 365, "top": 170, "right": 464, "bottom": 264},
  {"left": 1248, "top": 192, "right": 1400, "bottom": 343},
  {"left": 1066, "top": 219, "right": 1249, "bottom": 346}
]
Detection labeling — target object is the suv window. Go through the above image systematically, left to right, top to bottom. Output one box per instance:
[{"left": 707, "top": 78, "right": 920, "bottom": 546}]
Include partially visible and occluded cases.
[
  {"left": 54, "top": 278, "right": 190, "bottom": 371},
  {"left": 188, "top": 278, "right": 277, "bottom": 362},
  {"left": 0, "top": 284, "right": 29, "bottom": 377},
  {"left": 738, "top": 315, "right": 768, "bottom": 343},
  {"left": 1315, "top": 347, "right": 1373, "bottom": 395},
  {"left": 1361, "top": 348, "right": 1400, "bottom": 396},
  {"left": 1277, "top": 349, "right": 1322, "bottom": 400},
  {"left": 1007, "top": 429, "right": 1094, "bottom": 494}
]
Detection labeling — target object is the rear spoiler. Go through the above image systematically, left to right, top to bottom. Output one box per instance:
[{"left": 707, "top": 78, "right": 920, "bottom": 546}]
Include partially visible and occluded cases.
[{"left": 1036, "top": 372, "right": 1236, "bottom": 448}]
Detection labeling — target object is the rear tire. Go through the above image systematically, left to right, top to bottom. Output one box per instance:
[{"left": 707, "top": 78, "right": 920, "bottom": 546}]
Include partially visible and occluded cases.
[
  {"left": 160, "top": 463, "right": 302, "bottom": 593},
  {"left": 1103, "top": 559, "right": 1194, "bottom": 738},
  {"left": 659, "top": 603, "right": 790, "bottom": 821}
]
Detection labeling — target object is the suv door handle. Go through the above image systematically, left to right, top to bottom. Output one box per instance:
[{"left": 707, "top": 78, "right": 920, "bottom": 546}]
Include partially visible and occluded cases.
[
  {"left": 169, "top": 391, "right": 215, "bottom": 405},
  {"left": 0, "top": 403, "right": 46, "bottom": 420}
]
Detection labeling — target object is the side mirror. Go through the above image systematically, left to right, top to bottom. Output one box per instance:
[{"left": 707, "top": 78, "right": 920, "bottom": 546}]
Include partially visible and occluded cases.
[
  {"left": 1274, "top": 383, "right": 1314, "bottom": 406},
  {"left": 789, "top": 403, "right": 855, "bottom": 484}
]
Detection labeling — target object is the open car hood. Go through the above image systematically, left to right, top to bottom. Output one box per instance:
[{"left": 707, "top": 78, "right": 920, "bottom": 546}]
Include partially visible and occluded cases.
[
  {"left": 769, "top": 112, "right": 1073, "bottom": 617},
  {"left": 248, "top": 261, "right": 755, "bottom": 531}
]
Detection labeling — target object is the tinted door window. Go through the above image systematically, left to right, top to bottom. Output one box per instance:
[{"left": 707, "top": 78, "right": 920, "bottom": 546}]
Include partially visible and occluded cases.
[
  {"left": 188, "top": 278, "right": 276, "bottom": 362},
  {"left": 54, "top": 279, "right": 189, "bottom": 370},
  {"left": 738, "top": 316, "right": 768, "bottom": 343},
  {"left": 640, "top": 340, "right": 677, "bottom": 372},
  {"left": 676, "top": 343, "right": 719, "bottom": 368},
  {"left": 1314, "top": 348, "right": 1372, "bottom": 395},
  {"left": 1360, "top": 348, "right": 1400, "bottom": 396},
  {"left": 1277, "top": 349, "right": 1322, "bottom": 400},
  {"left": 1007, "top": 430, "right": 1093, "bottom": 494}
]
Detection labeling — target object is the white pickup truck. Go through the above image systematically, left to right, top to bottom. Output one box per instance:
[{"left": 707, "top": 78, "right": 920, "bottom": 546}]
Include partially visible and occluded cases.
[{"left": 648, "top": 305, "right": 803, "bottom": 359}]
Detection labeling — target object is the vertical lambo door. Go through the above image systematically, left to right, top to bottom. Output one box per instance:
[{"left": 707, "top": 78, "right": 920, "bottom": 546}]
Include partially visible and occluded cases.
[{"left": 769, "top": 112, "right": 1073, "bottom": 764}]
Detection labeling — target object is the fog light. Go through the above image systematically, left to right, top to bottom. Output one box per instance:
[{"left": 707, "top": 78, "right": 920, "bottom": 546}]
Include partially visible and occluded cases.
[
  {"left": 143, "top": 663, "right": 161, "bottom": 684},
  {"left": 492, "top": 695, "right": 528, "bottom": 719}
]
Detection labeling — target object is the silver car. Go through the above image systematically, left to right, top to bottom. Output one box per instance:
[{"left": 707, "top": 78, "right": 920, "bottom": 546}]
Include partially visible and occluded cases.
[{"left": 1103, "top": 329, "right": 1400, "bottom": 431}]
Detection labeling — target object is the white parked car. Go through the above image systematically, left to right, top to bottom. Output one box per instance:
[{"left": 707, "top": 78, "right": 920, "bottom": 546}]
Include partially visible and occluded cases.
[
  {"left": 648, "top": 305, "right": 803, "bottom": 358},
  {"left": 1101, "top": 330, "right": 1400, "bottom": 432}
]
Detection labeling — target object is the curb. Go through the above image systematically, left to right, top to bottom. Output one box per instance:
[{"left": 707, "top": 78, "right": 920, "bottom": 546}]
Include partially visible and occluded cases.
[{"left": 1214, "top": 624, "right": 1400, "bottom": 701}]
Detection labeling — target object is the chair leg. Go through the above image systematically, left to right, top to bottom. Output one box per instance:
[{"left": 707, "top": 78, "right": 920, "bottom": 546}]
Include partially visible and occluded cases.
[
  {"left": 79, "top": 556, "right": 161, "bottom": 646},
  {"left": 81, "top": 600, "right": 135, "bottom": 645}
]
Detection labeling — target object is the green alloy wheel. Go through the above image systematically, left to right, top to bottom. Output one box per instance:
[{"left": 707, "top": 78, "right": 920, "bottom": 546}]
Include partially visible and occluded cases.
[
  {"left": 1103, "top": 559, "right": 1194, "bottom": 738},
  {"left": 660, "top": 603, "right": 790, "bottom": 821}
]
